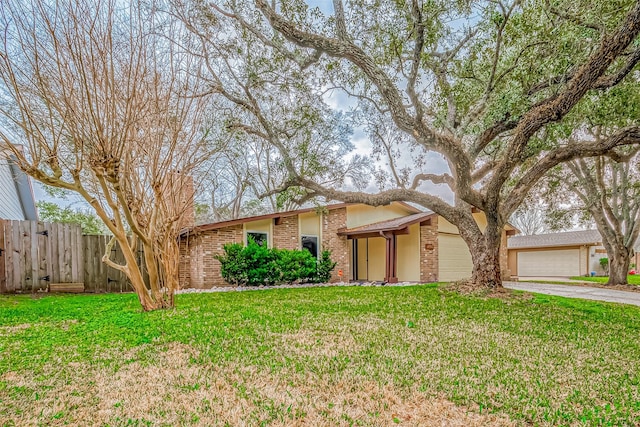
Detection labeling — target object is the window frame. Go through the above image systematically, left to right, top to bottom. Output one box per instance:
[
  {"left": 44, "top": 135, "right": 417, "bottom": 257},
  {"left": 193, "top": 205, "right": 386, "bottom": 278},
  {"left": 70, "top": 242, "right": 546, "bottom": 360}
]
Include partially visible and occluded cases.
[
  {"left": 246, "top": 231, "right": 269, "bottom": 247},
  {"left": 301, "top": 234, "right": 319, "bottom": 259}
]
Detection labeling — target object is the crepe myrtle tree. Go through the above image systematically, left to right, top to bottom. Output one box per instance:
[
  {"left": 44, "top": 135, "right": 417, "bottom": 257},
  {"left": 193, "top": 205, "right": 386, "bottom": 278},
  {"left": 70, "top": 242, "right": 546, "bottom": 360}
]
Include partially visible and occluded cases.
[
  {"left": 0, "top": 0, "right": 211, "bottom": 310},
  {"left": 197, "top": 0, "right": 640, "bottom": 288}
]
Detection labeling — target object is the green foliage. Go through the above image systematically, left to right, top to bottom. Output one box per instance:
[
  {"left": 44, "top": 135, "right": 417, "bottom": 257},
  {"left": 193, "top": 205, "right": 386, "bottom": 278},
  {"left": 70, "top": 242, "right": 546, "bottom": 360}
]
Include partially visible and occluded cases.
[
  {"left": 37, "top": 201, "right": 108, "bottom": 235},
  {"left": 242, "top": 238, "right": 278, "bottom": 286},
  {"left": 214, "top": 240, "right": 336, "bottom": 286},
  {"left": 213, "top": 242, "right": 248, "bottom": 286},
  {"left": 273, "top": 247, "right": 318, "bottom": 283},
  {"left": 315, "top": 250, "right": 337, "bottom": 283},
  {"left": 599, "top": 257, "right": 609, "bottom": 272}
]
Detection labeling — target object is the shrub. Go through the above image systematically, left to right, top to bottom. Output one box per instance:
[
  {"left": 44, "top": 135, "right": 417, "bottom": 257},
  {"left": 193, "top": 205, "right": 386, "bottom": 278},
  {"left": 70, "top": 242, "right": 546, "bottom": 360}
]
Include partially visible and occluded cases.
[
  {"left": 242, "top": 239, "right": 278, "bottom": 286},
  {"left": 214, "top": 242, "right": 248, "bottom": 286},
  {"left": 214, "top": 243, "right": 337, "bottom": 286},
  {"left": 273, "top": 248, "right": 318, "bottom": 283},
  {"left": 313, "top": 250, "right": 337, "bottom": 283},
  {"left": 599, "top": 257, "right": 609, "bottom": 273}
]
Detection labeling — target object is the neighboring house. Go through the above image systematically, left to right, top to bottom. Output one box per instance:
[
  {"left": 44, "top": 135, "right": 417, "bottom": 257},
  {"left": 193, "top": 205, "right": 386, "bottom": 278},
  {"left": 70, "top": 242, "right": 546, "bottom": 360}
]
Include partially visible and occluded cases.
[
  {"left": 0, "top": 152, "right": 37, "bottom": 221},
  {"left": 179, "top": 202, "right": 516, "bottom": 288},
  {"left": 507, "top": 230, "right": 607, "bottom": 277}
]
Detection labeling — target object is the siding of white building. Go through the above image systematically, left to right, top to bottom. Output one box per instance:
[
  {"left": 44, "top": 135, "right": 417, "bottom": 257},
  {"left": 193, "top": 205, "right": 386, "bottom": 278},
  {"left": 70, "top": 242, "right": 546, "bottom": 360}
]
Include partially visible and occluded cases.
[{"left": 0, "top": 159, "right": 26, "bottom": 220}]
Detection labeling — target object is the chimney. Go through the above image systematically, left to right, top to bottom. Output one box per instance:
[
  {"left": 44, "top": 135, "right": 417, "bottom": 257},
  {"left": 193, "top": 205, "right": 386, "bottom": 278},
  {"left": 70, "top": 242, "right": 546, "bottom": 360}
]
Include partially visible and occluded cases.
[{"left": 168, "top": 170, "right": 195, "bottom": 230}]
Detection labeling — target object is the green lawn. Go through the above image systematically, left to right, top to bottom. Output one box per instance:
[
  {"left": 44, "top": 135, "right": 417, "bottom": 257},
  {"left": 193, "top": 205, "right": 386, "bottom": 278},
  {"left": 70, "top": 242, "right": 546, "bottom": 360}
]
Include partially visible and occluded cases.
[
  {"left": 570, "top": 275, "right": 640, "bottom": 285},
  {"left": 1, "top": 285, "right": 640, "bottom": 426}
]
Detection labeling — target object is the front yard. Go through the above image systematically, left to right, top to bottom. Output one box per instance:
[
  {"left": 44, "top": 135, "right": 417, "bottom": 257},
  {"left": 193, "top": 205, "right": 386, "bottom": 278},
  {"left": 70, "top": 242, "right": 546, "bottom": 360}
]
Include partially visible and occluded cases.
[
  {"left": 570, "top": 275, "right": 640, "bottom": 285},
  {"left": 1, "top": 285, "right": 639, "bottom": 426}
]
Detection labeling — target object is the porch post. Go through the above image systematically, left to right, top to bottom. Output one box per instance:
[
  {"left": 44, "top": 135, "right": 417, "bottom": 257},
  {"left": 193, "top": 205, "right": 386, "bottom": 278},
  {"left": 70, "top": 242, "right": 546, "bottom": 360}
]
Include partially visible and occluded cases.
[{"left": 381, "top": 231, "right": 398, "bottom": 283}]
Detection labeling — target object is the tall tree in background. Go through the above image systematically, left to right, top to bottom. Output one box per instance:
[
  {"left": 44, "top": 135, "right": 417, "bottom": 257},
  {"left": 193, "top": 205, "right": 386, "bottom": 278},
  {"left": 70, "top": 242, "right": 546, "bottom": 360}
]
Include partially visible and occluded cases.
[
  {"left": 0, "top": 0, "right": 209, "bottom": 310},
  {"left": 201, "top": 0, "right": 640, "bottom": 288},
  {"left": 176, "top": 2, "right": 368, "bottom": 217},
  {"left": 196, "top": 105, "right": 356, "bottom": 222},
  {"left": 545, "top": 141, "right": 640, "bottom": 285},
  {"left": 569, "top": 154, "right": 640, "bottom": 285},
  {"left": 509, "top": 199, "right": 548, "bottom": 236},
  {"left": 37, "top": 201, "right": 109, "bottom": 235}
]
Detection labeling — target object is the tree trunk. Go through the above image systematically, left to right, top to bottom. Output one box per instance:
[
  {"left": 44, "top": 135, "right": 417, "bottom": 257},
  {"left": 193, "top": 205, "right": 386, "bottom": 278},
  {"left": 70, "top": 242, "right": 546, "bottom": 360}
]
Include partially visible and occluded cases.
[
  {"left": 458, "top": 212, "right": 504, "bottom": 289},
  {"left": 468, "top": 232, "right": 503, "bottom": 288},
  {"left": 118, "top": 237, "right": 175, "bottom": 311},
  {"left": 607, "top": 245, "right": 630, "bottom": 286}
]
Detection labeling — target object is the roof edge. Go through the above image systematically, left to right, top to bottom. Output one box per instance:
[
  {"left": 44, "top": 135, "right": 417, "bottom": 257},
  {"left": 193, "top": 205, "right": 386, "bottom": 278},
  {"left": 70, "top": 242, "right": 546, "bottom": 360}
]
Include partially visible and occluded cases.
[
  {"left": 184, "top": 201, "right": 427, "bottom": 235},
  {"left": 184, "top": 203, "right": 352, "bottom": 234},
  {"left": 337, "top": 212, "right": 436, "bottom": 237}
]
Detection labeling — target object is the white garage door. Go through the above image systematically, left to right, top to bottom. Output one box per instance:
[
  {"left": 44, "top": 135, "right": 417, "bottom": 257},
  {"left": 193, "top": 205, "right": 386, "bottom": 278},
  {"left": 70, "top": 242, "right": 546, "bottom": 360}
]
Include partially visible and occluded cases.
[{"left": 517, "top": 249, "right": 581, "bottom": 277}]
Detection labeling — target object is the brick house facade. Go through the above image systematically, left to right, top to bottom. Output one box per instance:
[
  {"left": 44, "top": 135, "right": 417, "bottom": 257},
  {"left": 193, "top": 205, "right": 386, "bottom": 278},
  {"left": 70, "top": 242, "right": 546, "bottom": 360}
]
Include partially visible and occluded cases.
[{"left": 178, "top": 202, "right": 513, "bottom": 288}]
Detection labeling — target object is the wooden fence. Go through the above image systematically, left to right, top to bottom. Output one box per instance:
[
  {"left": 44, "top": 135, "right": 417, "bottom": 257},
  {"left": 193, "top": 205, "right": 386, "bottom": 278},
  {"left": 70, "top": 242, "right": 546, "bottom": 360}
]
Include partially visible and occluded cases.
[{"left": 0, "top": 220, "right": 139, "bottom": 293}]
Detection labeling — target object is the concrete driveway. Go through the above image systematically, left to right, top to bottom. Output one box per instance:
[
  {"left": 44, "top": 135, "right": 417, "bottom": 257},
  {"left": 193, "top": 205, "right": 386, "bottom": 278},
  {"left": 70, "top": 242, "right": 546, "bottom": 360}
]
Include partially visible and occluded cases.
[{"left": 504, "top": 282, "right": 640, "bottom": 307}]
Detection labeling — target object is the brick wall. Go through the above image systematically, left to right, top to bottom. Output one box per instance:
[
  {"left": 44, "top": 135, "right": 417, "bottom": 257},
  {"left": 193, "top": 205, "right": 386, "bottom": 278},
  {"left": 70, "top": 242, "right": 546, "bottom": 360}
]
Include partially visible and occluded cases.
[
  {"left": 322, "top": 208, "right": 349, "bottom": 282},
  {"left": 180, "top": 209, "right": 357, "bottom": 288},
  {"left": 273, "top": 215, "right": 299, "bottom": 250},
  {"left": 419, "top": 217, "right": 438, "bottom": 283},
  {"left": 179, "top": 225, "right": 244, "bottom": 288}
]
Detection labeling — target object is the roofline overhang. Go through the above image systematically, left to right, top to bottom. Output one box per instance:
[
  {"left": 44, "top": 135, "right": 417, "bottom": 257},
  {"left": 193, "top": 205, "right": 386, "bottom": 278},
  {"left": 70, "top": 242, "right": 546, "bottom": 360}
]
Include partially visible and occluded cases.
[
  {"left": 180, "top": 201, "right": 424, "bottom": 237},
  {"left": 336, "top": 213, "right": 436, "bottom": 238},
  {"left": 338, "top": 226, "right": 412, "bottom": 239},
  {"left": 507, "top": 242, "right": 602, "bottom": 250}
]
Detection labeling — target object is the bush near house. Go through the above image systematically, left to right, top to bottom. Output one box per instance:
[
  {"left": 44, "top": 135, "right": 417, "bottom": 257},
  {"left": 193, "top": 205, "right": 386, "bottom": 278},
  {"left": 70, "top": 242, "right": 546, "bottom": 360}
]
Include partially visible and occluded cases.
[
  {"left": 215, "top": 240, "right": 336, "bottom": 286},
  {"left": 599, "top": 257, "right": 609, "bottom": 273}
]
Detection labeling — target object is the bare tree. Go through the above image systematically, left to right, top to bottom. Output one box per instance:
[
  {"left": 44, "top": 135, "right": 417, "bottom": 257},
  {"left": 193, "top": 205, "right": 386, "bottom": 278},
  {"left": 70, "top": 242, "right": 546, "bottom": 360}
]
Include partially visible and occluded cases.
[
  {"left": 0, "top": 0, "right": 210, "bottom": 310},
  {"left": 194, "top": 0, "right": 640, "bottom": 288},
  {"left": 174, "top": 2, "right": 368, "bottom": 215},
  {"left": 564, "top": 146, "right": 640, "bottom": 285},
  {"left": 509, "top": 201, "right": 548, "bottom": 236}
]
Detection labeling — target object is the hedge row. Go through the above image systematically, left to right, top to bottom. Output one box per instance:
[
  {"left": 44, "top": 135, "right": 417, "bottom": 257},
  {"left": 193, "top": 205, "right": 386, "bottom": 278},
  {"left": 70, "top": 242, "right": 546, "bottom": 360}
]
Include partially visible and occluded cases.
[{"left": 214, "top": 240, "right": 337, "bottom": 286}]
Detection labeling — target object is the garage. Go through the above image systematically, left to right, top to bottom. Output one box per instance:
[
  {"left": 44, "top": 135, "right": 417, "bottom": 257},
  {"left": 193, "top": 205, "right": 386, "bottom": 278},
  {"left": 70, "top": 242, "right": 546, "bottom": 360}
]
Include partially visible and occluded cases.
[
  {"left": 507, "top": 230, "right": 603, "bottom": 278},
  {"left": 438, "top": 233, "right": 473, "bottom": 281},
  {"left": 516, "top": 249, "right": 581, "bottom": 277}
]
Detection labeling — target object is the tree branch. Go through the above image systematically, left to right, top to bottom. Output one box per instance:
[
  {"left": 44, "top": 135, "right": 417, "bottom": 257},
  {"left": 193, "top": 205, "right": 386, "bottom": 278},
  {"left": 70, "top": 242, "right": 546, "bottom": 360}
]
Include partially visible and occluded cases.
[
  {"left": 490, "top": 2, "right": 640, "bottom": 209},
  {"left": 505, "top": 126, "right": 640, "bottom": 215},
  {"left": 410, "top": 173, "right": 455, "bottom": 190}
]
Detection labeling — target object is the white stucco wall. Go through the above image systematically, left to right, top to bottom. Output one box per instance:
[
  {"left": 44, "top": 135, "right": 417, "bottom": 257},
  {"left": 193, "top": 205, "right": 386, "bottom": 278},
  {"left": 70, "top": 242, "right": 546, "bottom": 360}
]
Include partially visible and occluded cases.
[{"left": 589, "top": 245, "right": 609, "bottom": 275}]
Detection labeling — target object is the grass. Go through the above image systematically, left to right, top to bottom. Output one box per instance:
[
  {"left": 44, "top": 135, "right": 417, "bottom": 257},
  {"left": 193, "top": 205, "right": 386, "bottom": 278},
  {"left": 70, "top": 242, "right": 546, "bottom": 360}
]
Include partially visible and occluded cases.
[
  {"left": 570, "top": 275, "right": 640, "bottom": 285},
  {"left": 1, "top": 285, "right": 639, "bottom": 426}
]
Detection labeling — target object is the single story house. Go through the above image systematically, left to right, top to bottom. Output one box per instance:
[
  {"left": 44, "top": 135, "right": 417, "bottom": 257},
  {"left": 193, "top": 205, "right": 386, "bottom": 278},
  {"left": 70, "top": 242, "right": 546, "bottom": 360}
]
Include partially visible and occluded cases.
[
  {"left": 179, "top": 202, "right": 516, "bottom": 288},
  {"left": 507, "top": 230, "right": 608, "bottom": 277}
]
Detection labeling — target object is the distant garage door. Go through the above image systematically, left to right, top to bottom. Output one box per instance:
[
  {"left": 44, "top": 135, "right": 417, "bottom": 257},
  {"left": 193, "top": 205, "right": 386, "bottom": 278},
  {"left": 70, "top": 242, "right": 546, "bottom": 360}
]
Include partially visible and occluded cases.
[{"left": 517, "top": 249, "right": 581, "bottom": 277}]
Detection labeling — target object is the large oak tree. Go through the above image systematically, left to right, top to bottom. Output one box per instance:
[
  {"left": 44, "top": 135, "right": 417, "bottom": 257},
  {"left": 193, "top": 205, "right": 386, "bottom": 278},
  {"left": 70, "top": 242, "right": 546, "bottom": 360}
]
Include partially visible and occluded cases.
[{"left": 200, "top": 0, "right": 640, "bottom": 287}]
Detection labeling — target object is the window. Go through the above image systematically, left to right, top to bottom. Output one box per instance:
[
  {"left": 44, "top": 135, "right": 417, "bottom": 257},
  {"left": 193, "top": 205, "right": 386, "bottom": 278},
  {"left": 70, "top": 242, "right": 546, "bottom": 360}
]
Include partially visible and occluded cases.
[
  {"left": 247, "top": 231, "right": 268, "bottom": 247},
  {"left": 301, "top": 235, "right": 318, "bottom": 258}
]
